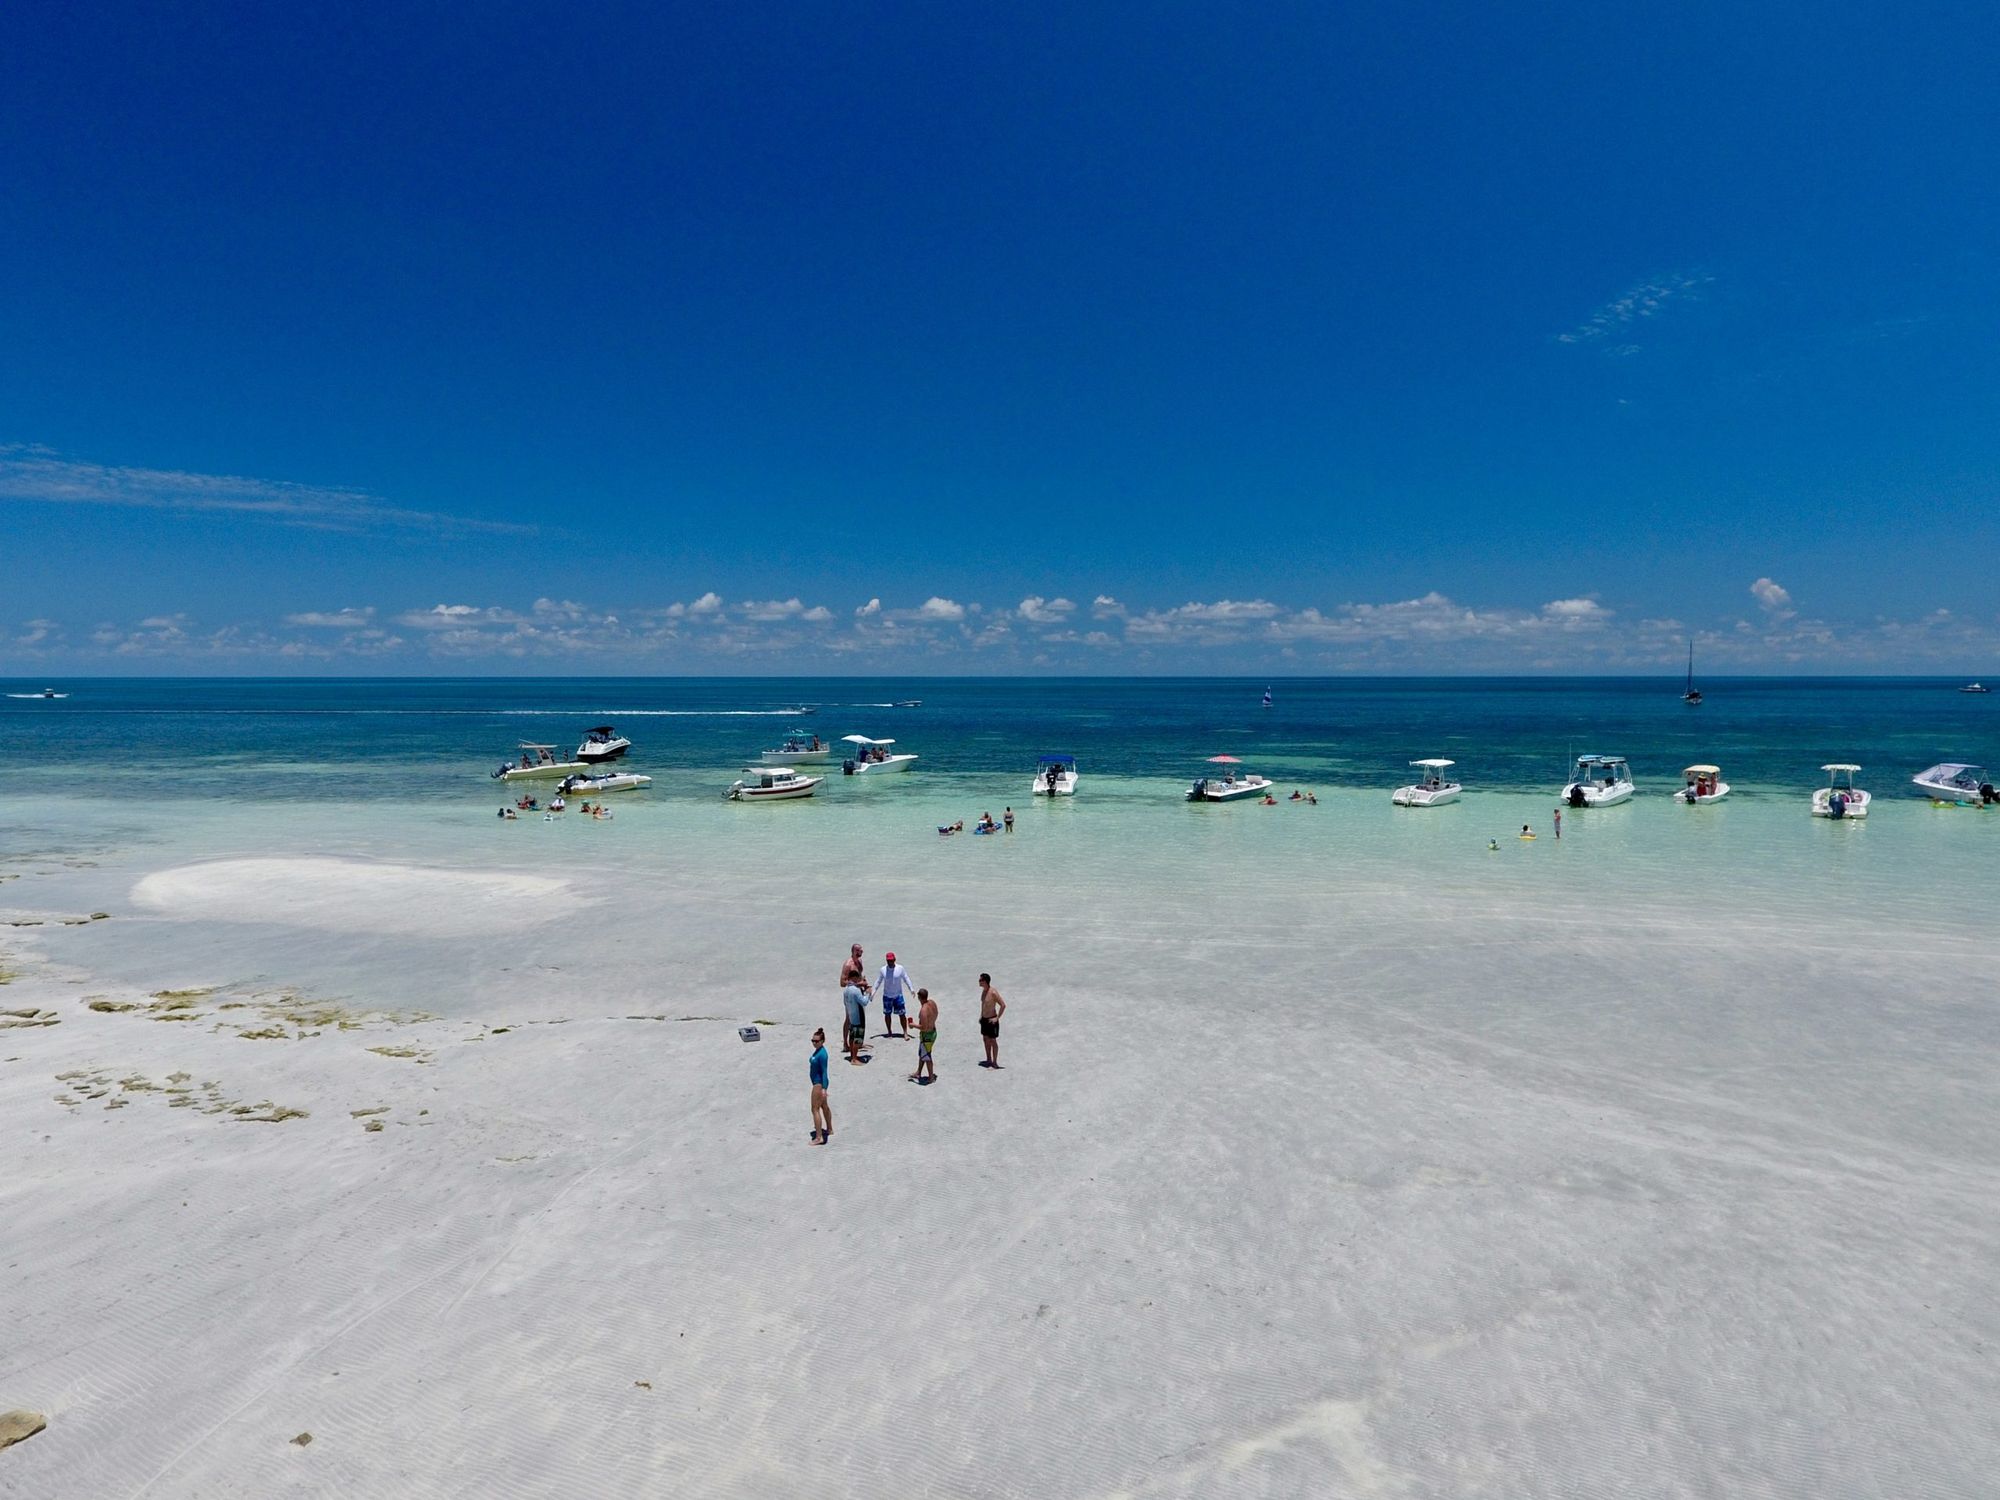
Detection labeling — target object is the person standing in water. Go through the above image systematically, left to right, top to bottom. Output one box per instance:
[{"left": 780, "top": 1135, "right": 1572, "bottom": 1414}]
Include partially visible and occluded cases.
[
  {"left": 1003, "top": 806, "right": 1014, "bottom": 831},
  {"left": 1553, "top": 806, "right": 1562, "bottom": 840},
  {"left": 878, "top": 951, "right": 913, "bottom": 1038},
  {"left": 977, "top": 973, "right": 1006, "bottom": 1069},
  {"left": 909, "top": 988, "right": 939, "bottom": 1083},
  {"left": 809, "top": 1028, "right": 832, "bottom": 1145}
]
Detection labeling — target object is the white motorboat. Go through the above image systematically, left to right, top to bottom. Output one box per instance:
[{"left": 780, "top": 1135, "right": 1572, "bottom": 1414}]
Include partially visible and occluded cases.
[
  {"left": 1962, "top": 682, "right": 1991, "bottom": 694},
  {"left": 6, "top": 688, "right": 69, "bottom": 699},
  {"left": 894, "top": 699, "right": 923, "bottom": 708},
  {"left": 576, "top": 726, "right": 632, "bottom": 764},
  {"left": 758, "top": 730, "right": 833, "bottom": 765},
  {"left": 841, "top": 735, "right": 918, "bottom": 774},
  {"left": 492, "top": 743, "right": 590, "bottom": 781},
  {"left": 1033, "top": 754, "right": 1078, "bottom": 797},
  {"left": 1562, "top": 754, "right": 1634, "bottom": 808},
  {"left": 1187, "top": 756, "right": 1273, "bottom": 802},
  {"left": 1392, "top": 758, "right": 1461, "bottom": 807},
  {"left": 1912, "top": 762, "right": 1997, "bottom": 805},
  {"left": 1673, "top": 764, "right": 1730, "bottom": 804},
  {"left": 1811, "top": 764, "right": 1870, "bottom": 819},
  {"left": 728, "top": 767, "right": 822, "bottom": 801},
  {"left": 557, "top": 770, "right": 652, "bottom": 794}
]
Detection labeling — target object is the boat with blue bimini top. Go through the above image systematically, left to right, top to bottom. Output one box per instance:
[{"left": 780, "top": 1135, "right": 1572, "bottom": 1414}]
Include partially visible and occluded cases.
[
  {"left": 576, "top": 726, "right": 632, "bottom": 764},
  {"left": 1033, "top": 754, "right": 1078, "bottom": 797},
  {"left": 1563, "top": 754, "right": 1634, "bottom": 808}
]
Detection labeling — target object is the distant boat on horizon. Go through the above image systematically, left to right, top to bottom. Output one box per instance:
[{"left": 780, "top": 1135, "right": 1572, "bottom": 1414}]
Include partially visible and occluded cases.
[
  {"left": 1682, "top": 641, "right": 1703, "bottom": 705},
  {"left": 1961, "top": 682, "right": 1990, "bottom": 694},
  {"left": 1261, "top": 685, "right": 1272, "bottom": 709}
]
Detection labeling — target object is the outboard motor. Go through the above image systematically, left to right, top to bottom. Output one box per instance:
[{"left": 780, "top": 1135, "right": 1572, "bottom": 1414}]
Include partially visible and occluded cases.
[
  {"left": 842, "top": 757, "right": 857, "bottom": 776},
  {"left": 491, "top": 763, "right": 511, "bottom": 779},
  {"left": 1190, "top": 777, "right": 1207, "bottom": 800},
  {"left": 1982, "top": 783, "right": 1997, "bottom": 805},
  {"left": 1568, "top": 784, "right": 1588, "bottom": 809},
  {"left": 1829, "top": 791, "right": 1847, "bottom": 819}
]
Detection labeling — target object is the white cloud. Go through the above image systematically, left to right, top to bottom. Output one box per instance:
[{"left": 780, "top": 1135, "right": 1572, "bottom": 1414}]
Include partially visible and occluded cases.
[
  {"left": 1556, "top": 272, "right": 1714, "bottom": 347},
  {"left": 0, "top": 444, "right": 531, "bottom": 536},
  {"left": 1750, "top": 577, "right": 1795, "bottom": 617},
  {"left": 687, "top": 591, "right": 724, "bottom": 617},
  {"left": 1017, "top": 595, "right": 1076, "bottom": 624},
  {"left": 1091, "top": 595, "right": 1125, "bottom": 619},
  {"left": 915, "top": 597, "right": 965, "bottom": 621},
  {"left": 1542, "top": 597, "right": 1611, "bottom": 621},
  {"left": 855, "top": 598, "right": 881, "bottom": 618},
  {"left": 801, "top": 605, "right": 833, "bottom": 623},
  {"left": 285, "top": 607, "right": 375, "bottom": 628}
]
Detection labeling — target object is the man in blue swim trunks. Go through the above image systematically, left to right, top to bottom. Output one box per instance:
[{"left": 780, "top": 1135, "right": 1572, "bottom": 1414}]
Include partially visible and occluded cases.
[
  {"left": 877, "top": 951, "right": 913, "bottom": 1038},
  {"left": 809, "top": 1027, "right": 832, "bottom": 1144}
]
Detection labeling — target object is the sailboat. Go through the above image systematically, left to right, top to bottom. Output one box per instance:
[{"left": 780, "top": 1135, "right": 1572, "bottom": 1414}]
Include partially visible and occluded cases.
[
  {"left": 1682, "top": 641, "right": 1702, "bottom": 705},
  {"left": 1261, "top": 685, "right": 1272, "bottom": 709}
]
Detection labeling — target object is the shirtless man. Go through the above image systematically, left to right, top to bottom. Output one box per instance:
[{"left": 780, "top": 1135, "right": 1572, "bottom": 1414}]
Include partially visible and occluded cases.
[
  {"left": 977, "top": 972, "right": 1006, "bottom": 1069},
  {"left": 908, "top": 988, "right": 939, "bottom": 1083}
]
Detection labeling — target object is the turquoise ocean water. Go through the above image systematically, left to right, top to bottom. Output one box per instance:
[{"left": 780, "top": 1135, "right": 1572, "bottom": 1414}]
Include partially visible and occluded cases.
[{"left": 3, "top": 676, "right": 1993, "bottom": 958}]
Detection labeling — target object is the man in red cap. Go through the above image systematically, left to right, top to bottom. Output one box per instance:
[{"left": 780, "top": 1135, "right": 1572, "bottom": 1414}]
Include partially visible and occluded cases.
[{"left": 876, "top": 950, "right": 913, "bottom": 1038}]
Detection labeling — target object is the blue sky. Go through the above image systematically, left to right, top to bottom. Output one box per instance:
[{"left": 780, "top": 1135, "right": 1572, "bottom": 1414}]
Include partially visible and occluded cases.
[{"left": 3, "top": 3, "right": 1996, "bottom": 673}]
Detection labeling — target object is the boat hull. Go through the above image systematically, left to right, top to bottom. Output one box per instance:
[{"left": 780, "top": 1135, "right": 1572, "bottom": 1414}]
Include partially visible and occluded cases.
[
  {"left": 577, "top": 744, "right": 630, "bottom": 764},
  {"left": 759, "top": 748, "right": 833, "bottom": 764},
  {"left": 846, "top": 755, "right": 918, "bottom": 774},
  {"left": 497, "top": 761, "right": 589, "bottom": 782},
  {"left": 1031, "top": 772, "right": 1078, "bottom": 797},
  {"left": 560, "top": 774, "right": 652, "bottom": 794},
  {"left": 1188, "top": 776, "right": 1273, "bottom": 802},
  {"left": 729, "top": 779, "right": 820, "bottom": 801},
  {"left": 1562, "top": 781, "right": 1634, "bottom": 807},
  {"left": 1673, "top": 783, "right": 1730, "bottom": 804},
  {"left": 1392, "top": 784, "right": 1461, "bottom": 807},
  {"left": 1811, "top": 789, "right": 1870, "bottom": 819}
]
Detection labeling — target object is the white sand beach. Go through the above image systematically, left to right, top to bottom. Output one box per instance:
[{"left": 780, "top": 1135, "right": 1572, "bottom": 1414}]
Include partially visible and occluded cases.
[{"left": 3, "top": 822, "right": 1998, "bottom": 1498}]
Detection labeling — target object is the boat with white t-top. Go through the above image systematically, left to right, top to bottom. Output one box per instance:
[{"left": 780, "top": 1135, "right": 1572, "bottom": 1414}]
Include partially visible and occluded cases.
[
  {"left": 1961, "top": 682, "right": 1990, "bottom": 694},
  {"left": 758, "top": 731, "right": 833, "bottom": 764},
  {"left": 841, "top": 736, "right": 918, "bottom": 774},
  {"left": 492, "top": 743, "right": 590, "bottom": 781},
  {"left": 1032, "top": 754, "right": 1078, "bottom": 797},
  {"left": 1563, "top": 754, "right": 1634, "bottom": 808},
  {"left": 1187, "top": 756, "right": 1272, "bottom": 802},
  {"left": 1392, "top": 758, "right": 1461, "bottom": 807},
  {"left": 1912, "top": 762, "right": 1996, "bottom": 805},
  {"left": 1673, "top": 764, "right": 1730, "bottom": 804},
  {"left": 1811, "top": 764, "right": 1869, "bottom": 819},
  {"left": 728, "top": 767, "right": 822, "bottom": 801}
]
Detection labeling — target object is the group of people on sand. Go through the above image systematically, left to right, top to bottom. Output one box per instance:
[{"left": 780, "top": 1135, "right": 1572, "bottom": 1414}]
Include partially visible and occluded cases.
[
  {"left": 939, "top": 807, "right": 1014, "bottom": 836},
  {"left": 809, "top": 942, "right": 1006, "bottom": 1146}
]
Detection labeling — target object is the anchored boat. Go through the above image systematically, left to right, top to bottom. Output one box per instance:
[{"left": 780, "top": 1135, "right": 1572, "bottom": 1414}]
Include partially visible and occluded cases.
[
  {"left": 576, "top": 726, "right": 632, "bottom": 764},
  {"left": 758, "top": 731, "right": 833, "bottom": 765},
  {"left": 841, "top": 735, "right": 918, "bottom": 774},
  {"left": 492, "top": 743, "right": 590, "bottom": 781},
  {"left": 1033, "top": 754, "right": 1078, "bottom": 797},
  {"left": 1563, "top": 754, "right": 1634, "bottom": 808},
  {"left": 1187, "top": 755, "right": 1272, "bottom": 803},
  {"left": 1392, "top": 758, "right": 1461, "bottom": 807},
  {"left": 1912, "top": 762, "right": 1997, "bottom": 805},
  {"left": 1673, "top": 764, "right": 1730, "bottom": 804},
  {"left": 1811, "top": 764, "right": 1869, "bottom": 819},
  {"left": 728, "top": 767, "right": 822, "bottom": 801},
  {"left": 557, "top": 770, "right": 652, "bottom": 794}
]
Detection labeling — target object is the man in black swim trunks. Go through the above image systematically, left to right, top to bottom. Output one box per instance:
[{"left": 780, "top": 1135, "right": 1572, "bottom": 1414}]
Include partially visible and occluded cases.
[{"left": 977, "top": 972, "right": 1005, "bottom": 1069}]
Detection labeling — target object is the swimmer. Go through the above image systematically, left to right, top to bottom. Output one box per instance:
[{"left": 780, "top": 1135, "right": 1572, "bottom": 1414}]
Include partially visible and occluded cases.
[
  {"left": 1520, "top": 824, "right": 1536, "bottom": 840},
  {"left": 1488, "top": 838, "right": 1500, "bottom": 851}
]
